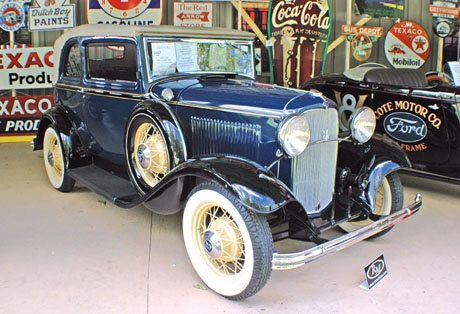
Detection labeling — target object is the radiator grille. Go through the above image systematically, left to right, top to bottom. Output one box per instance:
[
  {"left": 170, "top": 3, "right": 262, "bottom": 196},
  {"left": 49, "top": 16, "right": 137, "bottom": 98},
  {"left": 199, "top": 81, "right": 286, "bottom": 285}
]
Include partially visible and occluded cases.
[
  {"left": 292, "top": 108, "right": 339, "bottom": 214},
  {"left": 191, "top": 117, "right": 262, "bottom": 159}
]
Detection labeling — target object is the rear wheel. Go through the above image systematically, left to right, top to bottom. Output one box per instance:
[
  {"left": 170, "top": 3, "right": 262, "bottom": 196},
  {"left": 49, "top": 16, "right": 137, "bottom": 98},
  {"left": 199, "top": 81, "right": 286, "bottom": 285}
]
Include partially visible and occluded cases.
[
  {"left": 125, "top": 113, "right": 170, "bottom": 193},
  {"left": 43, "top": 126, "right": 75, "bottom": 192},
  {"left": 339, "top": 172, "right": 403, "bottom": 238},
  {"left": 183, "top": 182, "right": 273, "bottom": 300}
]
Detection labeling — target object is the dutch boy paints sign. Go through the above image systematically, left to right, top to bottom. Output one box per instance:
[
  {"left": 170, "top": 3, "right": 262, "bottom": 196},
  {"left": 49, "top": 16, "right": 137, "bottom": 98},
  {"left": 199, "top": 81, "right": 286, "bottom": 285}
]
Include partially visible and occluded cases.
[{"left": 29, "top": 0, "right": 76, "bottom": 31}]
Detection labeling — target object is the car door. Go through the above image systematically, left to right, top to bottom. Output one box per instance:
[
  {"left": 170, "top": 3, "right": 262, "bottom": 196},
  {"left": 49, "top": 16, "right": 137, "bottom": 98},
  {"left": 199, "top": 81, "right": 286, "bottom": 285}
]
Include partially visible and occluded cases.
[
  {"left": 81, "top": 38, "right": 142, "bottom": 166},
  {"left": 372, "top": 86, "right": 451, "bottom": 166}
]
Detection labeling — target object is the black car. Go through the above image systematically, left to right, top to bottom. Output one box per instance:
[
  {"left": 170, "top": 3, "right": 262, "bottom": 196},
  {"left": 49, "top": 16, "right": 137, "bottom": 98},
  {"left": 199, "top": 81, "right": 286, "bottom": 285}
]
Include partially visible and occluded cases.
[
  {"left": 33, "top": 25, "right": 421, "bottom": 300},
  {"left": 303, "top": 63, "right": 460, "bottom": 183}
]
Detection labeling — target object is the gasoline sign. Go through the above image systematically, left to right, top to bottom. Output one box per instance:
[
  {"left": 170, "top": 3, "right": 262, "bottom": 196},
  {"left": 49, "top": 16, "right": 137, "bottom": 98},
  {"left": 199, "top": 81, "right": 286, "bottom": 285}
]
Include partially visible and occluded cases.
[
  {"left": 87, "top": 0, "right": 164, "bottom": 25},
  {"left": 0, "top": 1, "right": 26, "bottom": 32},
  {"left": 385, "top": 21, "right": 430, "bottom": 69}
]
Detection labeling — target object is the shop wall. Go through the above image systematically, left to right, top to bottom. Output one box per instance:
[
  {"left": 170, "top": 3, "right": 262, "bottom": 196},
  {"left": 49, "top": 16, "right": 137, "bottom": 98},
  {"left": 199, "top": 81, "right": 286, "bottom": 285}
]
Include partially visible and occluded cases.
[{"left": 325, "top": 0, "right": 439, "bottom": 74}]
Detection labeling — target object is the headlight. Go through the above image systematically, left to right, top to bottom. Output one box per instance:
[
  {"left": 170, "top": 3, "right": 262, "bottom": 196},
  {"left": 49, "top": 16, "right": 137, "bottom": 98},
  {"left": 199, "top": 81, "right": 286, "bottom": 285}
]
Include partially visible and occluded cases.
[
  {"left": 350, "top": 107, "right": 376, "bottom": 143},
  {"left": 278, "top": 115, "right": 311, "bottom": 156}
]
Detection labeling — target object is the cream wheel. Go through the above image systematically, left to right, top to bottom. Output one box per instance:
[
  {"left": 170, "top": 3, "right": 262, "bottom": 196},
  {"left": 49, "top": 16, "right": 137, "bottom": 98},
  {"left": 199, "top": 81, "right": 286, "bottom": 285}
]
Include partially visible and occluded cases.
[
  {"left": 126, "top": 113, "right": 170, "bottom": 193},
  {"left": 43, "top": 126, "right": 75, "bottom": 192},
  {"left": 339, "top": 172, "right": 403, "bottom": 238},
  {"left": 183, "top": 182, "right": 273, "bottom": 300}
]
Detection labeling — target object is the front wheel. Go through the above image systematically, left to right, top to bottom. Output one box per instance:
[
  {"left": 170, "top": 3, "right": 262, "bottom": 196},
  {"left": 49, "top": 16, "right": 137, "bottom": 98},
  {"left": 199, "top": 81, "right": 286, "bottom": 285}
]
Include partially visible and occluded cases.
[
  {"left": 339, "top": 172, "right": 403, "bottom": 238},
  {"left": 183, "top": 182, "right": 273, "bottom": 300}
]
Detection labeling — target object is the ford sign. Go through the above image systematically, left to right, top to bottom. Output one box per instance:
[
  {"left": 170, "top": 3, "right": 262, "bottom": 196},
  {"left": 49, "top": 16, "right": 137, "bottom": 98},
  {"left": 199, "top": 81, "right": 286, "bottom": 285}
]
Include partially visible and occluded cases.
[{"left": 383, "top": 112, "right": 427, "bottom": 143}]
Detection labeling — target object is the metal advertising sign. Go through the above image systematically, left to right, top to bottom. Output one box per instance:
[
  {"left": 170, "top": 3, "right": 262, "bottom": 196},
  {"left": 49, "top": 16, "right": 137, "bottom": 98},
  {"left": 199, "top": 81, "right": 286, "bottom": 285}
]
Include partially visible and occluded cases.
[
  {"left": 29, "top": 0, "right": 76, "bottom": 31},
  {"left": 87, "top": 0, "right": 164, "bottom": 25},
  {"left": 269, "top": 0, "right": 332, "bottom": 88},
  {"left": 355, "top": 0, "right": 404, "bottom": 19},
  {"left": 429, "top": 0, "right": 459, "bottom": 38},
  {"left": 0, "top": 1, "right": 26, "bottom": 32},
  {"left": 174, "top": 2, "right": 212, "bottom": 28},
  {"left": 384, "top": 21, "right": 430, "bottom": 69},
  {"left": 342, "top": 25, "right": 383, "bottom": 62},
  {"left": 0, "top": 47, "right": 54, "bottom": 90},
  {"left": 0, "top": 95, "right": 55, "bottom": 141},
  {"left": 360, "top": 255, "right": 388, "bottom": 290}
]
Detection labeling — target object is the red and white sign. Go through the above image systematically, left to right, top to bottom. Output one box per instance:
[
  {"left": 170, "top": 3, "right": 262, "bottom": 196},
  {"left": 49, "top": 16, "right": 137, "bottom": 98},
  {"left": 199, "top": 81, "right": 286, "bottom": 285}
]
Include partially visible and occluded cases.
[
  {"left": 87, "top": 0, "right": 164, "bottom": 25},
  {"left": 174, "top": 2, "right": 212, "bottom": 28},
  {"left": 429, "top": 3, "right": 459, "bottom": 18},
  {"left": 384, "top": 21, "right": 430, "bottom": 69},
  {"left": 0, "top": 47, "right": 54, "bottom": 90},
  {"left": 0, "top": 95, "right": 55, "bottom": 137}
]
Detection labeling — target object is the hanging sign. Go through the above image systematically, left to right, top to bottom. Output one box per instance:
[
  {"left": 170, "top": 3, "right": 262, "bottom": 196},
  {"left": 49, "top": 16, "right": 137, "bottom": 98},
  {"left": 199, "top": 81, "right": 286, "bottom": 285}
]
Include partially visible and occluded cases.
[
  {"left": 29, "top": 0, "right": 76, "bottom": 31},
  {"left": 87, "top": 0, "right": 164, "bottom": 25},
  {"left": 269, "top": 0, "right": 332, "bottom": 88},
  {"left": 355, "top": 0, "right": 404, "bottom": 19},
  {"left": 429, "top": 0, "right": 459, "bottom": 38},
  {"left": 0, "top": 1, "right": 26, "bottom": 32},
  {"left": 174, "top": 2, "right": 212, "bottom": 28},
  {"left": 384, "top": 21, "right": 430, "bottom": 69},
  {"left": 342, "top": 25, "right": 383, "bottom": 62},
  {"left": 0, "top": 47, "right": 54, "bottom": 90},
  {"left": 0, "top": 95, "right": 55, "bottom": 140}
]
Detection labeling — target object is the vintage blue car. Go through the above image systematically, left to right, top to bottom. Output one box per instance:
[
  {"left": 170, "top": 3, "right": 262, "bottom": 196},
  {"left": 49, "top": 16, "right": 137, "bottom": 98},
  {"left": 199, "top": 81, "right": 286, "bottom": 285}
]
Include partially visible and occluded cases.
[{"left": 33, "top": 25, "right": 421, "bottom": 300}]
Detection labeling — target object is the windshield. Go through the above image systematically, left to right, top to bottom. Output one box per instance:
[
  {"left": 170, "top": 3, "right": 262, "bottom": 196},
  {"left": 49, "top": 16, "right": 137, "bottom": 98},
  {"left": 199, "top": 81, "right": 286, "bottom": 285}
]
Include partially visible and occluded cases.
[{"left": 145, "top": 39, "right": 254, "bottom": 79}]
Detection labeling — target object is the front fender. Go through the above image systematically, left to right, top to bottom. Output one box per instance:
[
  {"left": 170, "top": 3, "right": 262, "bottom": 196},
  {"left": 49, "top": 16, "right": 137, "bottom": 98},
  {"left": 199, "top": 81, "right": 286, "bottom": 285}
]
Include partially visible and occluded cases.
[
  {"left": 338, "top": 133, "right": 411, "bottom": 172},
  {"left": 119, "top": 156, "right": 297, "bottom": 215},
  {"left": 366, "top": 160, "right": 401, "bottom": 208}
]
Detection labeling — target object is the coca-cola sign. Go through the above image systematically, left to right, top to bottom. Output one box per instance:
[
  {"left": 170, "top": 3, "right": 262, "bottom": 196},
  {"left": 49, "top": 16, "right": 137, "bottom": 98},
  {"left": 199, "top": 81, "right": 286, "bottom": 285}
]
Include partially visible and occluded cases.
[
  {"left": 269, "top": 0, "right": 331, "bottom": 88},
  {"left": 383, "top": 112, "right": 427, "bottom": 143}
]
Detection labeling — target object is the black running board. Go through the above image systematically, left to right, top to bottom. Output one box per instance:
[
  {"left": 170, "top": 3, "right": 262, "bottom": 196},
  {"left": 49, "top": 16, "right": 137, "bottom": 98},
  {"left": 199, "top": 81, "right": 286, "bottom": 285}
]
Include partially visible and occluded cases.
[{"left": 68, "top": 165, "right": 141, "bottom": 206}]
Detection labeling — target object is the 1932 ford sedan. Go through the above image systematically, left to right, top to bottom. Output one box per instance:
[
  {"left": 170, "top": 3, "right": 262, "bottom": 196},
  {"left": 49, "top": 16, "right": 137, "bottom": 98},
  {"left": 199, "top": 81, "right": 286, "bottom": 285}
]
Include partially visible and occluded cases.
[{"left": 33, "top": 25, "right": 421, "bottom": 300}]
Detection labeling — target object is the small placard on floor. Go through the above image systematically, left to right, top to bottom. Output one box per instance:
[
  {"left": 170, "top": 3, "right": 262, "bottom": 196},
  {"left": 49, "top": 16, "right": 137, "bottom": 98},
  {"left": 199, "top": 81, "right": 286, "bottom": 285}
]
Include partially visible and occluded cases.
[{"left": 359, "top": 254, "right": 388, "bottom": 290}]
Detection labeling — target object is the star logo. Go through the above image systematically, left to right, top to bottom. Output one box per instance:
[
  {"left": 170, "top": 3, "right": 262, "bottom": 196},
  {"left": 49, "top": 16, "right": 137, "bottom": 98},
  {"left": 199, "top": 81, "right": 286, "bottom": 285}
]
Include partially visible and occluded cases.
[{"left": 412, "top": 36, "right": 428, "bottom": 54}]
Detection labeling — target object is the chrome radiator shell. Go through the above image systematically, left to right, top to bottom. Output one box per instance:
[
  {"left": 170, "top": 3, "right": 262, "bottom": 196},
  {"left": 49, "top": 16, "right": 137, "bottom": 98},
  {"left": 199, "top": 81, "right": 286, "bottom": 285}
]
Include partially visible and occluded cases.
[{"left": 291, "top": 108, "right": 339, "bottom": 214}]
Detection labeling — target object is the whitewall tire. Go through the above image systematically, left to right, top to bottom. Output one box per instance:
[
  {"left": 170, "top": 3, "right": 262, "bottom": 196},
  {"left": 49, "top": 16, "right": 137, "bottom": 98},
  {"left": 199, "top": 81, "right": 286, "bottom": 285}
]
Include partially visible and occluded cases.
[{"left": 183, "top": 182, "right": 273, "bottom": 300}]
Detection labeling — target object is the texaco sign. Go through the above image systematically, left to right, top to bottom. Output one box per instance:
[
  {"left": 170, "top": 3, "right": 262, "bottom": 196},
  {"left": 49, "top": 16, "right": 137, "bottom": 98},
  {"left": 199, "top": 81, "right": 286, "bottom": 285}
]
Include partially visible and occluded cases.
[
  {"left": 87, "top": 0, "right": 164, "bottom": 25},
  {"left": 384, "top": 21, "right": 430, "bottom": 69}
]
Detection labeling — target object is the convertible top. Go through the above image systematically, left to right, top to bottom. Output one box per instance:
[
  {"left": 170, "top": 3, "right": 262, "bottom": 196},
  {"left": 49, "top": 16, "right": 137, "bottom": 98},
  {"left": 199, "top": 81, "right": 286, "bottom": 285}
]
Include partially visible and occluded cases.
[{"left": 343, "top": 63, "right": 429, "bottom": 88}]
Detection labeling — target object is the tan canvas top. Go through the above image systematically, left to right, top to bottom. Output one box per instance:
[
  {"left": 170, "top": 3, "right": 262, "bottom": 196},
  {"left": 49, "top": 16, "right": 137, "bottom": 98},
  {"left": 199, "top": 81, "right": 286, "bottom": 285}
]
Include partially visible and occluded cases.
[{"left": 53, "top": 25, "right": 255, "bottom": 83}]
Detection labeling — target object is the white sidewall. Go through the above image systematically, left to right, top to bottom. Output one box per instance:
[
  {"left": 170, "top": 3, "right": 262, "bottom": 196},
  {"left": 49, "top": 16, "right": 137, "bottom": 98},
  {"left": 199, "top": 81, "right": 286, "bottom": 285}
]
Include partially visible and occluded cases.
[
  {"left": 43, "top": 127, "right": 65, "bottom": 189},
  {"left": 183, "top": 189, "right": 254, "bottom": 297}
]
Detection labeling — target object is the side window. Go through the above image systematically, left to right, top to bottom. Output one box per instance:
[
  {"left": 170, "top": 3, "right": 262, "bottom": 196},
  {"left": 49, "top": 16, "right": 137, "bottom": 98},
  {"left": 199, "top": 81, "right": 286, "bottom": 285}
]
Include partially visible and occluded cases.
[
  {"left": 86, "top": 42, "right": 137, "bottom": 82},
  {"left": 64, "top": 43, "right": 81, "bottom": 78}
]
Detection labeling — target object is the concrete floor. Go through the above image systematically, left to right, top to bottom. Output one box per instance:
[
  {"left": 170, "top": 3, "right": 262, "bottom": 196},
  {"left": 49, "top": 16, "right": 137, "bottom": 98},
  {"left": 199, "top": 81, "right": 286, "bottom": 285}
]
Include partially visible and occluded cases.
[{"left": 1, "top": 142, "right": 459, "bottom": 314}]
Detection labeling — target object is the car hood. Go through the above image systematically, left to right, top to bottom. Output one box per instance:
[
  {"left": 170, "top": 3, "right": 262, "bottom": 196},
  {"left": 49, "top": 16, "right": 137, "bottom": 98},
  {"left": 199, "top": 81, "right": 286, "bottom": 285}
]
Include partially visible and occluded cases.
[{"left": 150, "top": 76, "right": 335, "bottom": 117}]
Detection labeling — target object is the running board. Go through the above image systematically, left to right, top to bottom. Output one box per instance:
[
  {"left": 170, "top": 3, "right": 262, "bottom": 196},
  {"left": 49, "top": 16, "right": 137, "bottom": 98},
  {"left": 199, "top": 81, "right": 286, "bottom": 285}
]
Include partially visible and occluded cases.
[
  {"left": 68, "top": 165, "right": 140, "bottom": 206},
  {"left": 272, "top": 194, "right": 422, "bottom": 270}
]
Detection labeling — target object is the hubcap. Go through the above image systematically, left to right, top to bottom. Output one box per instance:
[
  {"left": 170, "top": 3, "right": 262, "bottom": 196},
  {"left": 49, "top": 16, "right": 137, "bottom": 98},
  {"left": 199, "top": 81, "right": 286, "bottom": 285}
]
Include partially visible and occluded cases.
[
  {"left": 136, "top": 143, "right": 151, "bottom": 169},
  {"left": 47, "top": 151, "right": 54, "bottom": 167},
  {"left": 203, "top": 230, "right": 222, "bottom": 259}
]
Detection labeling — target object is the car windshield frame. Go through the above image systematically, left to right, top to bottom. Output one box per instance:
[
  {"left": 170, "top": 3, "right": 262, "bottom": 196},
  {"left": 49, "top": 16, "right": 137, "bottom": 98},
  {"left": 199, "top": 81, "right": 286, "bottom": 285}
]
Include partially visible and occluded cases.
[{"left": 143, "top": 37, "right": 255, "bottom": 82}]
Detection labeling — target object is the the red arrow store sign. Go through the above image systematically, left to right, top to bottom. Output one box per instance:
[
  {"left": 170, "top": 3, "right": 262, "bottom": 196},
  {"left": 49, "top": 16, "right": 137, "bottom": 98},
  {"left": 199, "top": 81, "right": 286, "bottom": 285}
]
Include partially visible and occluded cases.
[{"left": 174, "top": 2, "right": 212, "bottom": 28}]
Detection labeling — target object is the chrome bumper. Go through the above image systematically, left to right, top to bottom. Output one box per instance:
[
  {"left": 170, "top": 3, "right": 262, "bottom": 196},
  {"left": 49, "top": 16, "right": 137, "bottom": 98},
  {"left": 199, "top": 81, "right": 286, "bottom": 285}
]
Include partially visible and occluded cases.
[{"left": 272, "top": 194, "right": 422, "bottom": 270}]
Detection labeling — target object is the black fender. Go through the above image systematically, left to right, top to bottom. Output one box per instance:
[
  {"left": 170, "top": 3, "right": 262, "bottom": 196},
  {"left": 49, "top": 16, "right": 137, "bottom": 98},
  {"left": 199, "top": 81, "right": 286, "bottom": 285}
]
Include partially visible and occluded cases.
[
  {"left": 33, "top": 106, "right": 88, "bottom": 168},
  {"left": 338, "top": 133, "right": 411, "bottom": 172},
  {"left": 338, "top": 133, "right": 410, "bottom": 209},
  {"left": 116, "top": 156, "right": 298, "bottom": 215}
]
